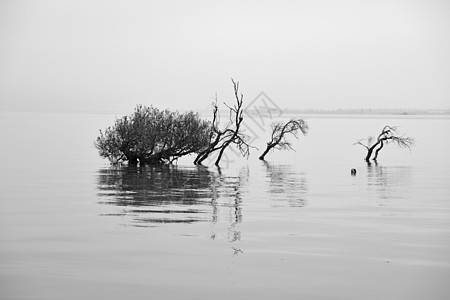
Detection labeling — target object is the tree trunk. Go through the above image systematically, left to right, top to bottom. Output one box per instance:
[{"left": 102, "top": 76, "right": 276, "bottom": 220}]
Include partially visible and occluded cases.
[
  {"left": 194, "top": 133, "right": 222, "bottom": 165},
  {"left": 215, "top": 140, "right": 232, "bottom": 166},
  {"left": 373, "top": 140, "right": 384, "bottom": 160},
  {"left": 365, "top": 141, "right": 380, "bottom": 161},
  {"left": 259, "top": 144, "right": 274, "bottom": 160},
  {"left": 195, "top": 147, "right": 213, "bottom": 165},
  {"left": 365, "top": 148, "right": 373, "bottom": 161},
  {"left": 196, "top": 152, "right": 209, "bottom": 165},
  {"left": 128, "top": 157, "right": 139, "bottom": 165},
  {"left": 138, "top": 157, "right": 146, "bottom": 166}
]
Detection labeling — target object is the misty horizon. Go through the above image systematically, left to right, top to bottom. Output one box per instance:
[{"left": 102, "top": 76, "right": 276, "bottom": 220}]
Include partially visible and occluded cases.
[{"left": 1, "top": 1, "right": 449, "bottom": 113}]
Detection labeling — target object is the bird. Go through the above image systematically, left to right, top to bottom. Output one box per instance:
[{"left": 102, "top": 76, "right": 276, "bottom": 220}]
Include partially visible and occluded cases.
[{"left": 351, "top": 168, "right": 357, "bottom": 176}]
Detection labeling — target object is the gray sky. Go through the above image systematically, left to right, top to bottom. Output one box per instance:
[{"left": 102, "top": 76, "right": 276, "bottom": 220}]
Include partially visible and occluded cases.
[{"left": 1, "top": 0, "right": 449, "bottom": 112}]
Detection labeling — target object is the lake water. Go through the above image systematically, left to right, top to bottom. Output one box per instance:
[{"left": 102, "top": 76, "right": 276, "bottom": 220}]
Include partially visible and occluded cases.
[{"left": 1, "top": 111, "right": 450, "bottom": 299}]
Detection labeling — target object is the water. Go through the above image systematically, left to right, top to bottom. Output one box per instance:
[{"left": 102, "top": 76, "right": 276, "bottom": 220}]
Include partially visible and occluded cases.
[{"left": 1, "top": 111, "right": 450, "bottom": 299}]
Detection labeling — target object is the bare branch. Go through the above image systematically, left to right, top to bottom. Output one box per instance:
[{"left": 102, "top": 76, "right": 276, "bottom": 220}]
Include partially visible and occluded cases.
[
  {"left": 194, "top": 79, "right": 252, "bottom": 166},
  {"left": 259, "top": 118, "right": 308, "bottom": 160},
  {"left": 355, "top": 125, "right": 415, "bottom": 161},
  {"left": 354, "top": 139, "right": 369, "bottom": 150}
]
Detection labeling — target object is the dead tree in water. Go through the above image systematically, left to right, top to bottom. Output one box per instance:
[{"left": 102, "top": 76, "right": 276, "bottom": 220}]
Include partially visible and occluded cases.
[
  {"left": 194, "top": 79, "right": 252, "bottom": 166},
  {"left": 193, "top": 101, "right": 222, "bottom": 165},
  {"left": 259, "top": 119, "right": 308, "bottom": 160},
  {"left": 355, "top": 125, "right": 414, "bottom": 161}
]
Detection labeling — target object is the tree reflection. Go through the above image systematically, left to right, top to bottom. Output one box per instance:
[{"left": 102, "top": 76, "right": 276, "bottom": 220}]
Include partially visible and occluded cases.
[
  {"left": 262, "top": 161, "right": 308, "bottom": 207},
  {"left": 366, "top": 161, "right": 412, "bottom": 201},
  {"left": 97, "top": 164, "right": 248, "bottom": 237},
  {"left": 97, "top": 165, "right": 216, "bottom": 225},
  {"left": 210, "top": 166, "right": 247, "bottom": 248}
]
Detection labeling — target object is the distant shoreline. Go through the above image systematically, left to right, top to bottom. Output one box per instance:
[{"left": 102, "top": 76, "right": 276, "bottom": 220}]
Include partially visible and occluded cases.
[
  {"left": 1, "top": 107, "right": 449, "bottom": 116},
  {"left": 282, "top": 108, "right": 450, "bottom": 116}
]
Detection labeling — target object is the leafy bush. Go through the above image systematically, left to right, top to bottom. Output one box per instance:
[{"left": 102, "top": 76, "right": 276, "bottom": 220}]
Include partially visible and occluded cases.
[{"left": 95, "top": 105, "right": 211, "bottom": 165}]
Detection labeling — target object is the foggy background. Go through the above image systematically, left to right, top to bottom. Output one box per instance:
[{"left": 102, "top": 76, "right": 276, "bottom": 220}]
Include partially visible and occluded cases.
[{"left": 1, "top": 0, "right": 449, "bottom": 113}]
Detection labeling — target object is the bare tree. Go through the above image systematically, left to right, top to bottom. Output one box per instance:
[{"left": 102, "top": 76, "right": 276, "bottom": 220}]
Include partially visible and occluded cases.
[
  {"left": 194, "top": 79, "right": 252, "bottom": 166},
  {"left": 213, "top": 79, "right": 250, "bottom": 166},
  {"left": 193, "top": 100, "right": 223, "bottom": 165},
  {"left": 259, "top": 119, "right": 308, "bottom": 160},
  {"left": 355, "top": 125, "right": 415, "bottom": 161}
]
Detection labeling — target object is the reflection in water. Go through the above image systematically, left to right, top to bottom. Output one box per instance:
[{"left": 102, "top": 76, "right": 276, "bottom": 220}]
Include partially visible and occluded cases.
[
  {"left": 262, "top": 161, "right": 308, "bottom": 207},
  {"left": 366, "top": 161, "right": 412, "bottom": 201},
  {"left": 97, "top": 165, "right": 247, "bottom": 239},
  {"left": 97, "top": 165, "right": 214, "bottom": 225},
  {"left": 211, "top": 166, "right": 247, "bottom": 249}
]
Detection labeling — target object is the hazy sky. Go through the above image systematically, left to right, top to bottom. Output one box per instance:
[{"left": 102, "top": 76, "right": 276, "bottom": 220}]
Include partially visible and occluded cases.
[{"left": 1, "top": 0, "right": 449, "bottom": 112}]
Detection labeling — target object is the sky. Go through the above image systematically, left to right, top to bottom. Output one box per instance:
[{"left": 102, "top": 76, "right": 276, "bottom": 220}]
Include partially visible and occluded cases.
[{"left": 1, "top": 0, "right": 449, "bottom": 113}]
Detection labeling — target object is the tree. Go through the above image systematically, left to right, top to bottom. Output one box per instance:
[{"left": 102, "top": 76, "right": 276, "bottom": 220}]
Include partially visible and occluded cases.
[
  {"left": 194, "top": 79, "right": 252, "bottom": 166},
  {"left": 193, "top": 100, "right": 223, "bottom": 165},
  {"left": 95, "top": 105, "right": 211, "bottom": 165},
  {"left": 258, "top": 119, "right": 308, "bottom": 160},
  {"left": 355, "top": 125, "right": 414, "bottom": 161}
]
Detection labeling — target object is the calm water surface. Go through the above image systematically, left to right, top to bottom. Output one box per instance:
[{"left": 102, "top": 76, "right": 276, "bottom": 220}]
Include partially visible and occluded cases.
[{"left": 1, "top": 111, "right": 450, "bottom": 299}]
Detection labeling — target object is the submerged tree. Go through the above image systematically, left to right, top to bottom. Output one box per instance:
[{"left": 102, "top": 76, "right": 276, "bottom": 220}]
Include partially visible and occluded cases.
[
  {"left": 194, "top": 79, "right": 252, "bottom": 166},
  {"left": 193, "top": 100, "right": 223, "bottom": 165},
  {"left": 95, "top": 105, "right": 211, "bottom": 165},
  {"left": 258, "top": 119, "right": 309, "bottom": 160},
  {"left": 354, "top": 125, "right": 414, "bottom": 161}
]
